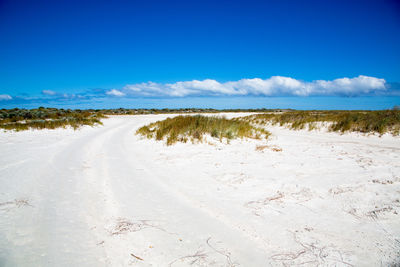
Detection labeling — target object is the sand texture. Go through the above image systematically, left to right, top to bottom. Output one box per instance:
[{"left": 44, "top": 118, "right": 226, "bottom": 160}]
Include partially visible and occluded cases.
[{"left": 0, "top": 114, "right": 399, "bottom": 266}]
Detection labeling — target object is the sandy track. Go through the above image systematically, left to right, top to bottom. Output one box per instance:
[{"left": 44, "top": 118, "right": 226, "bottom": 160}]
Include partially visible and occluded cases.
[{"left": 1, "top": 114, "right": 399, "bottom": 266}]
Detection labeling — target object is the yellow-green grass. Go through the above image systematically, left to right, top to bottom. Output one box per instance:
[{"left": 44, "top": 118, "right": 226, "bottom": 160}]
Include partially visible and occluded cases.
[
  {"left": 242, "top": 109, "right": 400, "bottom": 135},
  {"left": 136, "top": 115, "right": 270, "bottom": 145}
]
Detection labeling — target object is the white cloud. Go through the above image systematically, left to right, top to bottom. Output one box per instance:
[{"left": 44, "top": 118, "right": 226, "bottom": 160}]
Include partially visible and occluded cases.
[
  {"left": 5, "top": 75, "right": 385, "bottom": 102},
  {"left": 112, "top": 75, "right": 387, "bottom": 97},
  {"left": 309, "top": 75, "right": 387, "bottom": 95},
  {"left": 168, "top": 79, "right": 237, "bottom": 96},
  {"left": 106, "top": 89, "right": 126, "bottom": 97},
  {"left": 42, "top": 90, "right": 57, "bottom": 96},
  {"left": 0, "top": 94, "right": 12, "bottom": 100}
]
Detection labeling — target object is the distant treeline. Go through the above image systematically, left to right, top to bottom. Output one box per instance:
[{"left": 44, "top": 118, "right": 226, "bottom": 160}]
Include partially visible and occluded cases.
[
  {"left": 0, "top": 107, "right": 279, "bottom": 120},
  {"left": 99, "top": 108, "right": 289, "bottom": 115}
]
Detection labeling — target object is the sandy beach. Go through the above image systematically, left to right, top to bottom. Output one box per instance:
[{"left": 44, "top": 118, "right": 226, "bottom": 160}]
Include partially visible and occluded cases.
[{"left": 0, "top": 113, "right": 399, "bottom": 266}]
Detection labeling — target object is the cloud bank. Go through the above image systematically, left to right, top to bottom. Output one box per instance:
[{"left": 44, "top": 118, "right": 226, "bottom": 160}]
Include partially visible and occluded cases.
[
  {"left": 106, "top": 75, "right": 387, "bottom": 97},
  {"left": 0, "top": 76, "right": 393, "bottom": 106},
  {"left": 106, "top": 89, "right": 126, "bottom": 97},
  {"left": 42, "top": 90, "right": 57, "bottom": 96},
  {"left": 0, "top": 94, "right": 12, "bottom": 101}
]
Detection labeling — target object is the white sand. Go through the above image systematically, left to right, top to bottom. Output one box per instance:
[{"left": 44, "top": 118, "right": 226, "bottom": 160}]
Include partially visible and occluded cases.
[{"left": 0, "top": 114, "right": 399, "bottom": 266}]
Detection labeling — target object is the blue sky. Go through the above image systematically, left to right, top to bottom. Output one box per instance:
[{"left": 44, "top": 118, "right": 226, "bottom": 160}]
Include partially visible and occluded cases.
[{"left": 0, "top": 0, "right": 399, "bottom": 109}]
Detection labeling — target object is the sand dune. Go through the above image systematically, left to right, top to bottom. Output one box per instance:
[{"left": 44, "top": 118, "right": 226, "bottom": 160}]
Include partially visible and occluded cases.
[{"left": 0, "top": 114, "right": 399, "bottom": 266}]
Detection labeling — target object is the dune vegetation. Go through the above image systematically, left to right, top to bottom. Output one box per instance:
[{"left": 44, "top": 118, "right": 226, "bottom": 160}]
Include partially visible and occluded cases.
[
  {"left": 0, "top": 107, "right": 105, "bottom": 131},
  {"left": 242, "top": 109, "right": 400, "bottom": 135},
  {"left": 136, "top": 115, "right": 270, "bottom": 145}
]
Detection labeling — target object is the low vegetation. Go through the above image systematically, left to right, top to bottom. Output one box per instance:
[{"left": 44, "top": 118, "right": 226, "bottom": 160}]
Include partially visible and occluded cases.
[
  {"left": 0, "top": 107, "right": 104, "bottom": 131},
  {"left": 0, "top": 107, "right": 277, "bottom": 131},
  {"left": 2, "top": 107, "right": 399, "bottom": 135},
  {"left": 100, "top": 108, "right": 284, "bottom": 115},
  {"left": 242, "top": 109, "right": 400, "bottom": 135},
  {"left": 136, "top": 115, "right": 270, "bottom": 145}
]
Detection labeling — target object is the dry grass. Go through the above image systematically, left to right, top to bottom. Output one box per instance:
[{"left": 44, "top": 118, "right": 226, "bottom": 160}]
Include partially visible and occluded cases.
[
  {"left": 242, "top": 109, "right": 400, "bottom": 135},
  {"left": 136, "top": 115, "right": 270, "bottom": 145},
  {"left": 255, "top": 145, "right": 282, "bottom": 152},
  {"left": 0, "top": 198, "right": 32, "bottom": 211},
  {"left": 271, "top": 231, "right": 354, "bottom": 266},
  {"left": 168, "top": 237, "right": 238, "bottom": 267}
]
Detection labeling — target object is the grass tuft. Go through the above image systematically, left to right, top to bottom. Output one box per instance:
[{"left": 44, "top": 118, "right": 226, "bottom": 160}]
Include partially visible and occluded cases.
[
  {"left": 241, "top": 109, "right": 400, "bottom": 135},
  {"left": 136, "top": 115, "right": 270, "bottom": 145}
]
